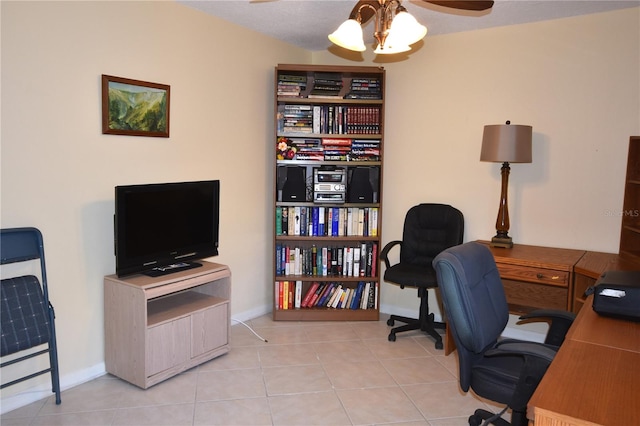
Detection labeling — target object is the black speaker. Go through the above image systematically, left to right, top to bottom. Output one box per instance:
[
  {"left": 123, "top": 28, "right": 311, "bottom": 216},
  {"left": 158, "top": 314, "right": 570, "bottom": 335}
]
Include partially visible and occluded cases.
[
  {"left": 276, "top": 166, "right": 288, "bottom": 201},
  {"left": 282, "top": 166, "right": 306, "bottom": 202},
  {"left": 348, "top": 167, "right": 378, "bottom": 203}
]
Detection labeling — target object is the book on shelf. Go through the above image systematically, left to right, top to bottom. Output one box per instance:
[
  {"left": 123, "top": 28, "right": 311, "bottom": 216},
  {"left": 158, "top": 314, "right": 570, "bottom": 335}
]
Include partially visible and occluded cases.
[
  {"left": 321, "top": 137, "right": 352, "bottom": 146},
  {"left": 295, "top": 281, "right": 302, "bottom": 308},
  {"left": 301, "top": 281, "right": 320, "bottom": 308},
  {"left": 316, "top": 282, "right": 335, "bottom": 307},
  {"left": 361, "top": 282, "right": 371, "bottom": 309},
  {"left": 307, "top": 283, "right": 326, "bottom": 307},
  {"left": 327, "top": 284, "right": 342, "bottom": 307}
]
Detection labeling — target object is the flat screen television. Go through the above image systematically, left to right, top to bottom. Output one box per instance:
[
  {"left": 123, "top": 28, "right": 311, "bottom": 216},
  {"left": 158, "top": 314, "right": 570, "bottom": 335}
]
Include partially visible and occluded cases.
[{"left": 114, "top": 180, "right": 220, "bottom": 277}]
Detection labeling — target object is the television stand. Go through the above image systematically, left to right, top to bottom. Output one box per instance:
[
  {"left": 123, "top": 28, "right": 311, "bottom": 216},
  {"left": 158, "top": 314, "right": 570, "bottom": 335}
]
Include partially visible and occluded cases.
[
  {"left": 104, "top": 261, "right": 231, "bottom": 389},
  {"left": 144, "top": 261, "right": 202, "bottom": 277}
]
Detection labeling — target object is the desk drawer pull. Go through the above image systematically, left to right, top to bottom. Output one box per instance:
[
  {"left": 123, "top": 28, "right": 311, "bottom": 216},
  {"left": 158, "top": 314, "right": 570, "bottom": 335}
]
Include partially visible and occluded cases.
[
  {"left": 497, "top": 264, "right": 568, "bottom": 287},
  {"left": 537, "top": 273, "right": 560, "bottom": 280}
]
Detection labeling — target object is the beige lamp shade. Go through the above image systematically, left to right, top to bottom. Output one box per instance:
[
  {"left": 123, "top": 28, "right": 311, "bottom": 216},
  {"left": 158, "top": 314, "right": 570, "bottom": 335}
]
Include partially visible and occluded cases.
[{"left": 480, "top": 124, "right": 533, "bottom": 163}]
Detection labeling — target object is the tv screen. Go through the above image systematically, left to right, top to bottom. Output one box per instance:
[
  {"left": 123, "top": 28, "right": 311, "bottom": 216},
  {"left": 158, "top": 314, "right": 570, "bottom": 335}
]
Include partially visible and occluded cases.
[{"left": 115, "top": 180, "right": 220, "bottom": 277}]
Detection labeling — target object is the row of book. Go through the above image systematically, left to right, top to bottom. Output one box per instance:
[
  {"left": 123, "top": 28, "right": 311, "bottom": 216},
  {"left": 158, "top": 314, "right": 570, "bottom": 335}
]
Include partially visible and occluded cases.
[
  {"left": 277, "top": 74, "right": 382, "bottom": 100},
  {"left": 277, "top": 104, "right": 381, "bottom": 135},
  {"left": 279, "top": 137, "right": 380, "bottom": 162},
  {"left": 322, "top": 138, "right": 381, "bottom": 162},
  {"left": 276, "top": 206, "right": 378, "bottom": 237},
  {"left": 276, "top": 242, "right": 378, "bottom": 278},
  {"left": 275, "top": 280, "right": 377, "bottom": 310}
]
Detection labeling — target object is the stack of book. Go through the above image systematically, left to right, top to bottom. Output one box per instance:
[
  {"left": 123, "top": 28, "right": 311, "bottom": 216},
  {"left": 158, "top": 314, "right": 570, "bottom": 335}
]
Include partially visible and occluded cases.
[
  {"left": 309, "top": 72, "right": 343, "bottom": 98},
  {"left": 277, "top": 73, "right": 307, "bottom": 97},
  {"left": 345, "top": 77, "right": 382, "bottom": 99},
  {"left": 278, "top": 104, "right": 313, "bottom": 133},
  {"left": 289, "top": 138, "right": 323, "bottom": 161},
  {"left": 322, "top": 138, "right": 351, "bottom": 161},
  {"left": 350, "top": 139, "right": 380, "bottom": 161}
]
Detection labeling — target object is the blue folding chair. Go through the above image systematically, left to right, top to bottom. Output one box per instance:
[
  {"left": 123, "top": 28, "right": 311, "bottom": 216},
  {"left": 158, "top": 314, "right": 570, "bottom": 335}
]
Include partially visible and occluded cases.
[{"left": 1, "top": 227, "right": 61, "bottom": 404}]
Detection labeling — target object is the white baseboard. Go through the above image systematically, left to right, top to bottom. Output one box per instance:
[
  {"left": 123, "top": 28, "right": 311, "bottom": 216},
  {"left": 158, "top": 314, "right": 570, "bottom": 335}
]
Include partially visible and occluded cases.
[
  {"left": 231, "top": 304, "right": 271, "bottom": 323},
  {"left": 2, "top": 305, "right": 274, "bottom": 416},
  {"left": 1, "top": 363, "right": 106, "bottom": 415}
]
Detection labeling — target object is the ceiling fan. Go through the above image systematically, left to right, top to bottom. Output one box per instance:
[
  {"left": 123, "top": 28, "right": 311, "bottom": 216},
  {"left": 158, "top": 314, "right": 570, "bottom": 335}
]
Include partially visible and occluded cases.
[{"left": 331, "top": 0, "right": 494, "bottom": 54}]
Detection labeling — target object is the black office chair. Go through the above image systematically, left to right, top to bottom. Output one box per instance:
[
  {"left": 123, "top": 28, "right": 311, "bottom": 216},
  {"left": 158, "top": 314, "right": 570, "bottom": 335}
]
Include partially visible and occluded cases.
[
  {"left": 380, "top": 203, "right": 464, "bottom": 348},
  {"left": 1, "top": 227, "right": 61, "bottom": 405},
  {"left": 433, "top": 242, "right": 575, "bottom": 426}
]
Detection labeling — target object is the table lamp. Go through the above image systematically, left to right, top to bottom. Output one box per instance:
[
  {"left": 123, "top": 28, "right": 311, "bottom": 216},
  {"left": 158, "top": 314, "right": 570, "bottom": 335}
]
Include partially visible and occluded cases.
[{"left": 480, "top": 121, "right": 532, "bottom": 248}]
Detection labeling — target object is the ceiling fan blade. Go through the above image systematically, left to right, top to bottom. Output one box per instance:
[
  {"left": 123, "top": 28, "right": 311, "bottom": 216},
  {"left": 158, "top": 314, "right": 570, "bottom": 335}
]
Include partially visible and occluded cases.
[
  {"left": 349, "top": 0, "right": 379, "bottom": 24},
  {"left": 424, "top": 1, "right": 494, "bottom": 11}
]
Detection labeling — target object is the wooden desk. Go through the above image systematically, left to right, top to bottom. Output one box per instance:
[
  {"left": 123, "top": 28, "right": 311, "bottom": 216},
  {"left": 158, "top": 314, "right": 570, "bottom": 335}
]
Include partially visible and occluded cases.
[
  {"left": 478, "top": 241, "right": 585, "bottom": 314},
  {"left": 444, "top": 242, "right": 585, "bottom": 355},
  {"left": 527, "top": 296, "right": 640, "bottom": 426}
]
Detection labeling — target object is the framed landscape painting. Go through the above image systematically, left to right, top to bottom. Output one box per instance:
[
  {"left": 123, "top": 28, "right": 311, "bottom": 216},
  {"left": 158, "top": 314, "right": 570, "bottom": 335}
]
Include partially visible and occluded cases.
[{"left": 102, "top": 75, "right": 170, "bottom": 137}]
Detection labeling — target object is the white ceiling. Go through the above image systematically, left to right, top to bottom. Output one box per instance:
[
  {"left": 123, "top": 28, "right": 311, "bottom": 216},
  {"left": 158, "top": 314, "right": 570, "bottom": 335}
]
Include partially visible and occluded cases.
[{"left": 178, "top": 0, "right": 639, "bottom": 52}]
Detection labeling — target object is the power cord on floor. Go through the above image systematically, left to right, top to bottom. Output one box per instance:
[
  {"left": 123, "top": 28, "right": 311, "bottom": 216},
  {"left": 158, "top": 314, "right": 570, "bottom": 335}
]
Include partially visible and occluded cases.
[{"left": 231, "top": 318, "right": 268, "bottom": 342}]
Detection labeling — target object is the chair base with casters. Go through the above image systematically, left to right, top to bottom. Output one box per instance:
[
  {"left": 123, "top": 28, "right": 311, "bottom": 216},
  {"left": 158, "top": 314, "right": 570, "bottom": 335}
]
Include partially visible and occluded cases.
[{"left": 386, "top": 287, "right": 444, "bottom": 349}]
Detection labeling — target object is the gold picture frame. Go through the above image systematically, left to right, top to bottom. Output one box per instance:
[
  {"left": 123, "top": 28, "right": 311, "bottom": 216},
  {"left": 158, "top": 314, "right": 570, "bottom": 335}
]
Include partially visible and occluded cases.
[{"left": 102, "top": 75, "right": 170, "bottom": 137}]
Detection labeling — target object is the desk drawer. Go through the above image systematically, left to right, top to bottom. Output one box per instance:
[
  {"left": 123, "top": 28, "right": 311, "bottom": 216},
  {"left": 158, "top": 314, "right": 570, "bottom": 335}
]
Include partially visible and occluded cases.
[
  {"left": 497, "top": 264, "right": 569, "bottom": 288},
  {"left": 502, "top": 279, "right": 568, "bottom": 313}
]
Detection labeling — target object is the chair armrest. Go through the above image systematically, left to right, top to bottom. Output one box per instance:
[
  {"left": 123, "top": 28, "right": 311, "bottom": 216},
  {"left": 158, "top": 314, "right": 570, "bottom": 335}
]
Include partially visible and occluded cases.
[
  {"left": 379, "top": 240, "right": 402, "bottom": 269},
  {"left": 518, "top": 309, "right": 576, "bottom": 347},
  {"left": 487, "top": 341, "right": 557, "bottom": 411},
  {"left": 489, "top": 341, "right": 557, "bottom": 364}
]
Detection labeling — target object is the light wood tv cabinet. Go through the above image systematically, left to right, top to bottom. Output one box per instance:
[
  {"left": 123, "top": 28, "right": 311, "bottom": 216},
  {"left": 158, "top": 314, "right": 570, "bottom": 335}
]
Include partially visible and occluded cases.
[{"left": 104, "top": 261, "right": 230, "bottom": 389}]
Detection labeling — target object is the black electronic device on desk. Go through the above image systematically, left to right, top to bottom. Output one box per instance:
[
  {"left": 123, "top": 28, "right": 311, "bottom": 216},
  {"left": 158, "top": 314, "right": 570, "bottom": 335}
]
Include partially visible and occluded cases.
[{"left": 587, "top": 270, "right": 640, "bottom": 321}]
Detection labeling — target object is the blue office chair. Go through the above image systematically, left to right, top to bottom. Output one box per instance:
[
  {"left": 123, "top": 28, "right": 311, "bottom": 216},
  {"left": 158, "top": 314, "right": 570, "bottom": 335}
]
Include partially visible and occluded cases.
[
  {"left": 1, "top": 227, "right": 61, "bottom": 405},
  {"left": 433, "top": 242, "right": 574, "bottom": 426}
]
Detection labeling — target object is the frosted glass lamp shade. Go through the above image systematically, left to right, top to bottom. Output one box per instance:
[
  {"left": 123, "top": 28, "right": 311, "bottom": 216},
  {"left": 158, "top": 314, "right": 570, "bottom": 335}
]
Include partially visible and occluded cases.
[
  {"left": 389, "top": 11, "right": 427, "bottom": 46},
  {"left": 328, "top": 19, "right": 366, "bottom": 52},
  {"left": 373, "top": 40, "right": 411, "bottom": 54}
]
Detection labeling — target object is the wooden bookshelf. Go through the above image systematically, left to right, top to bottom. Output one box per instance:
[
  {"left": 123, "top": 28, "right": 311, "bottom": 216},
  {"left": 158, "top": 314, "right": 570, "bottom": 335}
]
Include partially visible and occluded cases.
[
  {"left": 273, "top": 64, "right": 385, "bottom": 321},
  {"left": 619, "top": 136, "right": 640, "bottom": 262}
]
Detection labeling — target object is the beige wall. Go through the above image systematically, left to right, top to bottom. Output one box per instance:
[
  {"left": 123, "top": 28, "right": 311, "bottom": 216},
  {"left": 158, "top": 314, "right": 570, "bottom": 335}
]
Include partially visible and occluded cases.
[
  {"left": 0, "top": 0, "right": 310, "bottom": 410},
  {"left": 1, "top": 0, "right": 638, "bottom": 412},
  {"left": 313, "top": 7, "right": 640, "bottom": 319}
]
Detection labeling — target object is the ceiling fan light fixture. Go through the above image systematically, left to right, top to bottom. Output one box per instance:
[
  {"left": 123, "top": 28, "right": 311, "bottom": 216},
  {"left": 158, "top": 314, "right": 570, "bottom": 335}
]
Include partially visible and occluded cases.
[
  {"left": 329, "top": 0, "right": 429, "bottom": 55},
  {"left": 389, "top": 10, "right": 427, "bottom": 46},
  {"left": 328, "top": 19, "right": 366, "bottom": 52},
  {"left": 373, "top": 40, "right": 411, "bottom": 54}
]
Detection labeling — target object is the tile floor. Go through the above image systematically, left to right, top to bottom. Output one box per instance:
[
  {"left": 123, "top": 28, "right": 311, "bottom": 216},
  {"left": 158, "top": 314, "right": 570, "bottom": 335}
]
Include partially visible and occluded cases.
[{"left": 1, "top": 314, "right": 507, "bottom": 426}]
